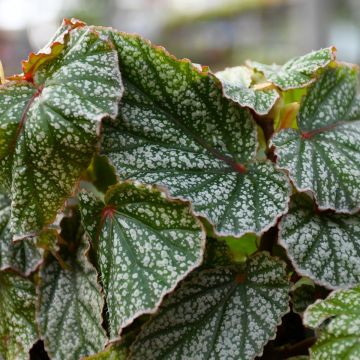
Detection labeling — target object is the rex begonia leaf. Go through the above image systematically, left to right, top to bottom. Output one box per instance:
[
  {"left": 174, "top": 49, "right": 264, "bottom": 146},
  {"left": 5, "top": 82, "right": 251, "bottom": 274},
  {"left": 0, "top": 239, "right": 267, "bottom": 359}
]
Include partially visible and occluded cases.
[
  {"left": 0, "top": 22, "right": 123, "bottom": 239},
  {"left": 100, "top": 29, "right": 290, "bottom": 237},
  {"left": 248, "top": 47, "right": 336, "bottom": 90},
  {"left": 272, "top": 65, "right": 360, "bottom": 212},
  {"left": 215, "top": 66, "right": 279, "bottom": 115},
  {"left": 79, "top": 182, "right": 205, "bottom": 338},
  {"left": 0, "top": 193, "right": 44, "bottom": 276},
  {"left": 279, "top": 194, "right": 360, "bottom": 289},
  {"left": 37, "top": 236, "right": 106, "bottom": 359},
  {"left": 129, "top": 252, "right": 289, "bottom": 360},
  {"left": 0, "top": 271, "right": 38, "bottom": 360},
  {"left": 304, "top": 286, "right": 360, "bottom": 359}
]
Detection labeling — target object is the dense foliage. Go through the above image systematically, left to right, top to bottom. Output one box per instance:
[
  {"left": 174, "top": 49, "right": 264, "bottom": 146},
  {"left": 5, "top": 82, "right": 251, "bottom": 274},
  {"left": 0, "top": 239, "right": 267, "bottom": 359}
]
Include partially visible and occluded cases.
[{"left": 0, "top": 19, "right": 359, "bottom": 360}]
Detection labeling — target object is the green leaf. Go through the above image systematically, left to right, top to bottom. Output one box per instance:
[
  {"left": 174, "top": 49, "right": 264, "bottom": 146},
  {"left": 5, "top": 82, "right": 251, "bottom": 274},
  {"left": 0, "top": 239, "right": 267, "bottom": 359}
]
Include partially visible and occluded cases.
[
  {"left": 0, "top": 23, "right": 123, "bottom": 239},
  {"left": 100, "top": 30, "right": 290, "bottom": 237},
  {"left": 248, "top": 47, "right": 336, "bottom": 90},
  {"left": 272, "top": 65, "right": 360, "bottom": 212},
  {"left": 215, "top": 66, "right": 279, "bottom": 115},
  {"left": 79, "top": 182, "right": 205, "bottom": 338},
  {"left": 0, "top": 193, "right": 43, "bottom": 276},
  {"left": 279, "top": 194, "right": 360, "bottom": 289},
  {"left": 37, "top": 237, "right": 106, "bottom": 359},
  {"left": 129, "top": 252, "right": 289, "bottom": 360},
  {"left": 0, "top": 271, "right": 38, "bottom": 360},
  {"left": 304, "top": 286, "right": 360, "bottom": 359},
  {"left": 83, "top": 343, "right": 128, "bottom": 360}
]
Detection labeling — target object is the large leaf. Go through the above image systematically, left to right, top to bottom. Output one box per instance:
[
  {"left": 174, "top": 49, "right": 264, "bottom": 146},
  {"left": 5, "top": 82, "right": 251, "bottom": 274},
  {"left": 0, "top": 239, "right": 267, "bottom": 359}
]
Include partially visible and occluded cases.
[
  {"left": 0, "top": 23, "right": 123, "bottom": 239},
  {"left": 100, "top": 29, "right": 290, "bottom": 237},
  {"left": 248, "top": 47, "right": 335, "bottom": 90},
  {"left": 272, "top": 65, "right": 360, "bottom": 212},
  {"left": 215, "top": 66, "right": 279, "bottom": 115},
  {"left": 79, "top": 182, "right": 205, "bottom": 338},
  {"left": 0, "top": 193, "right": 43, "bottom": 275},
  {"left": 279, "top": 194, "right": 360, "bottom": 289},
  {"left": 37, "top": 236, "right": 106, "bottom": 359},
  {"left": 129, "top": 252, "right": 289, "bottom": 360},
  {"left": 0, "top": 271, "right": 38, "bottom": 360},
  {"left": 304, "top": 286, "right": 360, "bottom": 359}
]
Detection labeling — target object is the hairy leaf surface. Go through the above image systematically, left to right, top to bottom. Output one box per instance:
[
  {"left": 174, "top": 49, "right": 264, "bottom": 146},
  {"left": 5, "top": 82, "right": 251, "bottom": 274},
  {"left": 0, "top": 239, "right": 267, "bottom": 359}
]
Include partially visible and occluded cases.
[
  {"left": 0, "top": 24, "right": 123, "bottom": 239},
  {"left": 100, "top": 30, "right": 290, "bottom": 237},
  {"left": 248, "top": 47, "right": 335, "bottom": 90},
  {"left": 272, "top": 65, "right": 360, "bottom": 212},
  {"left": 215, "top": 66, "right": 279, "bottom": 115},
  {"left": 79, "top": 182, "right": 205, "bottom": 338},
  {"left": 279, "top": 194, "right": 360, "bottom": 289},
  {"left": 37, "top": 239, "right": 106, "bottom": 359},
  {"left": 129, "top": 252, "right": 289, "bottom": 360},
  {"left": 0, "top": 271, "right": 37, "bottom": 360},
  {"left": 304, "top": 286, "right": 360, "bottom": 359}
]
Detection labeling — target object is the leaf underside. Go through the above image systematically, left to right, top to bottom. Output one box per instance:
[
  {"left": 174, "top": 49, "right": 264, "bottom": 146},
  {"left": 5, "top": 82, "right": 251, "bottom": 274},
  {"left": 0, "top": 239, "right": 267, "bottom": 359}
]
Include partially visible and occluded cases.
[
  {"left": 0, "top": 25, "right": 123, "bottom": 239},
  {"left": 100, "top": 29, "right": 290, "bottom": 237},
  {"left": 248, "top": 47, "right": 335, "bottom": 90},
  {"left": 272, "top": 65, "right": 360, "bottom": 213},
  {"left": 79, "top": 182, "right": 205, "bottom": 338},
  {"left": 37, "top": 238, "right": 106, "bottom": 360},
  {"left": 129, "top": 252, "right": 289, "bottom": 360},
  {"left": 304, "top": 286, "right": 360, "bottom": 359}
]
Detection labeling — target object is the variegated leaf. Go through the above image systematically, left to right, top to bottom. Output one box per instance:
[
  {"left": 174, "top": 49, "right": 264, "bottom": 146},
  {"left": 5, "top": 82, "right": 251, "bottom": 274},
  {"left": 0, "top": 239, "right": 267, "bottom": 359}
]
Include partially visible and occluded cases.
[
  {"left": 0, "top": 23, "right": 123, "bottom": 239},
  {"left": 100, "top": 29, "right": 290, "bottom": 237},
  {"left": 248, "top": 47, "right": 335, "bottom": 90},
  {"left": 272, "top": 65, "right": 360, "bottom": 212},
  {"left": 216, "top": 66, "right": 279, "bottom": 115},
  {"left": 79, "top": 182, "right": 205, "bottom": 338},
  {"left": 0, "top": 193, "right": 43, "bottom": 276},
  {"left": 280, "top": 194, "right": 360, "bottom": 289},
  {"left": 37, "top": 237, "right": 106, "bottom": 359},
  {"left": 129, "top": 252, "right": 289, "bottom": 360},
  {"left": 0, "top": 271, "right": 38, "bottom": 360},
  {"left": 304, "top": 286, "right": 360, "bottom": 359},
  {"left": 83, "top": 343, "right": 128, "bottom": 360}
]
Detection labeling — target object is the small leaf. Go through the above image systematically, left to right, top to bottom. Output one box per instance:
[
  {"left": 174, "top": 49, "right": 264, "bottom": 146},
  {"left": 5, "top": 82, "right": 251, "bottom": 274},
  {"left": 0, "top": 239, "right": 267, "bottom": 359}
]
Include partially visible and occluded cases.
[
  {"left": 0, "top": 23, "right": 123, "bottom": 239},
  {"left": 100, "top": 30, "right": 290, "bottom": 237},
  {"left": 248, "top": 47, "right": 336, "bottom": 90},
  {"left": 272, "top": 65, "right": 360, "bottom": 212},
  {"left": 216, "top": 66, "right": 279, "bottom": 115},
  {"left": 79, "top": 182, "right": 205, "bottom": 338},
  {"left": 0, "top": 193, "right": 43, "bottom": 275},
  {"left": 279, "top": 194, "right": 360, "bottom": 289},
  {"left": 37, "top": 237, "right": 106, "bottom": 359},
  {"left": 129, "top": 252, "right": 289, "bottom": 360},
  {"left": 0, "top": 271, "right": 38, "bottom": 360},
  {"left": 304, "top": 286, "right": 360, "bottom": 359}
]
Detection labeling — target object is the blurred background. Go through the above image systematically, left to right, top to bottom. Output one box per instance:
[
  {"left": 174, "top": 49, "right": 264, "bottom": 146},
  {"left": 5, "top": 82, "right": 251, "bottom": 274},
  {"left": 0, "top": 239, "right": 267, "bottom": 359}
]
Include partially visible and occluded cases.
[{"left": 0, "top": 0, "right": 359, "bottom": 76}]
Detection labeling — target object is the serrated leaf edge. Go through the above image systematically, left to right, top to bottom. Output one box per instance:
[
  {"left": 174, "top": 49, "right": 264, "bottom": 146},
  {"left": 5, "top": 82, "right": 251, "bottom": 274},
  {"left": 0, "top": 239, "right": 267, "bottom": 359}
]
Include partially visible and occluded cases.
[
  {"left": 81, "top": 180, "right": 207, "bottom": 341},
  {"left": 128, "top": 251, "right": 291, "bottom": 358}
]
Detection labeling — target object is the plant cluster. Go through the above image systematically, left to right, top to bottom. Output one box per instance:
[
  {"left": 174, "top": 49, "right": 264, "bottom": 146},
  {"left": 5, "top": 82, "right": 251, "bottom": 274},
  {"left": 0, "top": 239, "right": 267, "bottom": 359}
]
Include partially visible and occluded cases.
[{"left": 0, "top": 18, "right": 359, "bottom": 360}]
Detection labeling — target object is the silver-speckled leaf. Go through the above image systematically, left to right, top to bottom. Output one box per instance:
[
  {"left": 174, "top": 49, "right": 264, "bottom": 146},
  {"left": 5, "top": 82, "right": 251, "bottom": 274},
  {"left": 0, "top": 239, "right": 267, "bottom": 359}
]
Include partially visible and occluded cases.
[
  {"left": 0, "top": 24, "right": 123, "bottom": 239},
  {"left": 100, "top": 30, "right": 290, "bottom": 237},
  {"left": 248, "top": 47, "right": 335, "bottom": 90},
  {"left": 272, "top": 65, "right": 360, "bottom": 213},
  {"left": 216, "top": 66, "right": 279, "bottom": 115},
  {"left": 79, "top": 182, "right": 205, "bottom": 338},
  {"left": 0, "top": 193, "right": 43, "bottom": 275},
  {"left": 279, "top": 194, "right": 360, "bottom": 289},
  {"left": 37, "top": 239, "right": 106, "bottom": 359},
  {"left": 129, "top": 252, "right": 289, "bottom": 360},
  {"left": 0, "top": 271, "right": 37, "bottom": 360},
  {"left": 304, "top": 286, "right": 360, "bottom": 359}
]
